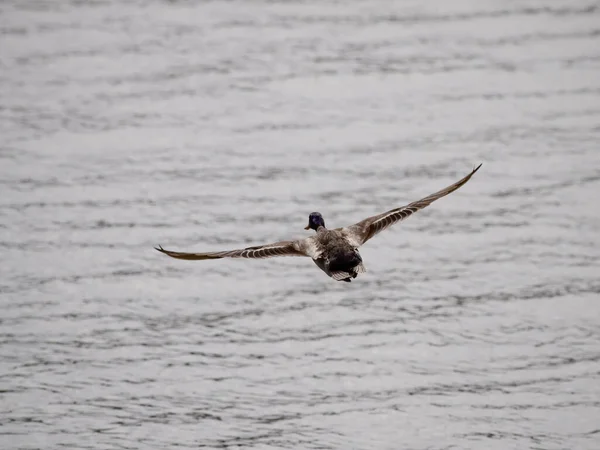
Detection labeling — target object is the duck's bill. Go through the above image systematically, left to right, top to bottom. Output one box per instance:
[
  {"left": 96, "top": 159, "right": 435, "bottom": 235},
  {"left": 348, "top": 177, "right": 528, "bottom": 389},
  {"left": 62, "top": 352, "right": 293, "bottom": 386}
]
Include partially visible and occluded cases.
[{"left": 304, "top": 225, "right": 310, "bottom": 230}]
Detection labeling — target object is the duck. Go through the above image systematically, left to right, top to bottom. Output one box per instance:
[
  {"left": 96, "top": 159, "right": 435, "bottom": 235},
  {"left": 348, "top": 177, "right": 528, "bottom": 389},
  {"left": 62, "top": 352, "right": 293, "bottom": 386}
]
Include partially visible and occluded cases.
[{"left": 155, "top": 164, "right": 481, "bottom": 282}]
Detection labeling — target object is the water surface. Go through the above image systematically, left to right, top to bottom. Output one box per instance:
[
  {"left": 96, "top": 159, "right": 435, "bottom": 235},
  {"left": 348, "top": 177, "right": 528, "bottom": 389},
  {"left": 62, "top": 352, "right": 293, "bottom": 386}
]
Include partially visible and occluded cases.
[{"left": 1, "top": 1, "right": 600, "bottom": 449}]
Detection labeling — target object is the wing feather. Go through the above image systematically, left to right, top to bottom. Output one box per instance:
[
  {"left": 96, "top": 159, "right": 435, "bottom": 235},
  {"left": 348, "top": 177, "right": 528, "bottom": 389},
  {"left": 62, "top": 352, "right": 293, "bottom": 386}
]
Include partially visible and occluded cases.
[
  {"left": 343, "top": 164, "right": 482, "bottom": 246},
  {"left": 155, "top": 239, "right": 310, "bottom": 261}
]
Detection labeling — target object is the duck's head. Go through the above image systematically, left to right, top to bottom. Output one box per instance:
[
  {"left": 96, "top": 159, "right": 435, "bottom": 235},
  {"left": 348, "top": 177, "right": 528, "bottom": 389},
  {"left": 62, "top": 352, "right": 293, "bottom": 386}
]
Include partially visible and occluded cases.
[{"left": 304, "top": 212, "right": 325, "bottom": 231}]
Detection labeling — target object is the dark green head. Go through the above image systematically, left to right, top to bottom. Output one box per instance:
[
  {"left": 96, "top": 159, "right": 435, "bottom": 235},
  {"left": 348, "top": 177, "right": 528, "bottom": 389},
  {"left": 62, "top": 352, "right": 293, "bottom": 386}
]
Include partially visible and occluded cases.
[{"left": 304, "top": 212, "right": 325, "bottom": 231}]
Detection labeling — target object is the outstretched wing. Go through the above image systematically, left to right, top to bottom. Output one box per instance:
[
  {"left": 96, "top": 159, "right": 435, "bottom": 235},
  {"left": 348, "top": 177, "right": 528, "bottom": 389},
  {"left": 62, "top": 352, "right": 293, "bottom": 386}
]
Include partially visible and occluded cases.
[
  {"left": 343, "top": 164, "right": 482, "bottom": 246},
  {"left": 155, "top": 239, "right": 311, "bottom": 260}
]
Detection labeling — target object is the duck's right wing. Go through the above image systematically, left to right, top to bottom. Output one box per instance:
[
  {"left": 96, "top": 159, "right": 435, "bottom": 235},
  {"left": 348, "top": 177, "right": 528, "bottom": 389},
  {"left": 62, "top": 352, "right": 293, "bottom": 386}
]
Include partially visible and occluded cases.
[
  {"left": 342, "top": 164, "right": 482, "bottom": 247},
  {"left": 155, "top": 238, "right": 316, "bottom": 260}
]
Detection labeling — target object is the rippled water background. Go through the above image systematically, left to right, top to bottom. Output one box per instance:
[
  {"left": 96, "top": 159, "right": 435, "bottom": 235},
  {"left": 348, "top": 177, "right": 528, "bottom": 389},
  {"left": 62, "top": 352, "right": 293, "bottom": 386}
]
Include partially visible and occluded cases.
[{"left": 2, "top": 0, "right": 600, "bottom": 449}]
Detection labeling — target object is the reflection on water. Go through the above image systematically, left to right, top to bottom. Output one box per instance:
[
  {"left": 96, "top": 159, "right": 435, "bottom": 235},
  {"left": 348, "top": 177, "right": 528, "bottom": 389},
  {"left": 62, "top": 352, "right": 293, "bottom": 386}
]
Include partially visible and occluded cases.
[{"left": 1, "top": 0, "right": 600, "bottom": 449}]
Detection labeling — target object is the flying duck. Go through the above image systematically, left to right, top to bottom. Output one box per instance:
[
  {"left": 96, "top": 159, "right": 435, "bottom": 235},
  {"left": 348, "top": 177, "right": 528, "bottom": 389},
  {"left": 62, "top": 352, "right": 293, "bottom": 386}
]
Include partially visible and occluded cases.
[{"left": 156, "top": 164, "right": 481, "bottom": 282}]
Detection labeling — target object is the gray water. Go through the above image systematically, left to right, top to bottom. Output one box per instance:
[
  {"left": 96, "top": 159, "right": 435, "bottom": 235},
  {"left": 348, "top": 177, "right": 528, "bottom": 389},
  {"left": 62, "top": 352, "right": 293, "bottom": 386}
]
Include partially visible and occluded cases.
[{"left": 2, "top": 1, "right": 600, "bottom": 449}]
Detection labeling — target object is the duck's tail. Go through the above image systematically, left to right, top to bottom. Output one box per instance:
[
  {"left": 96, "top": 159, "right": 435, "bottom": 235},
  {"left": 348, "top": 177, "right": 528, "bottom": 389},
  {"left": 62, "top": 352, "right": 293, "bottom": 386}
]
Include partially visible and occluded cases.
[
  {"left": 331, "top": 263, "right": 366, "bottom": 282},
  {"left": 331, "top": 271, "right": 353, "bottom": 281}
]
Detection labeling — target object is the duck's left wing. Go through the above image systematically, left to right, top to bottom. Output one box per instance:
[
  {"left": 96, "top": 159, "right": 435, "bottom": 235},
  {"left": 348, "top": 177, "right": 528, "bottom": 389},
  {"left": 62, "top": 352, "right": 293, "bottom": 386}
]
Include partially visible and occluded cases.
[
  {"left": 342, "top": 164, "right": 482, "bottom": 246},
  {"left": 155, "top": 239, "right": 312, "bottom": 260}
]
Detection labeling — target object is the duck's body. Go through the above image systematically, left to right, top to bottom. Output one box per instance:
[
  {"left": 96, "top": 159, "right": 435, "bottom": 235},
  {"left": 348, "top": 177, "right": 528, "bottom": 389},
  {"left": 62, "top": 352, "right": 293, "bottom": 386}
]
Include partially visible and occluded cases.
[
  {"left": 155, "top": 164, "right": 482, "bottom": 282},
  {"left": 310, "top": 227, "right": 365, "bottom": 282}
]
